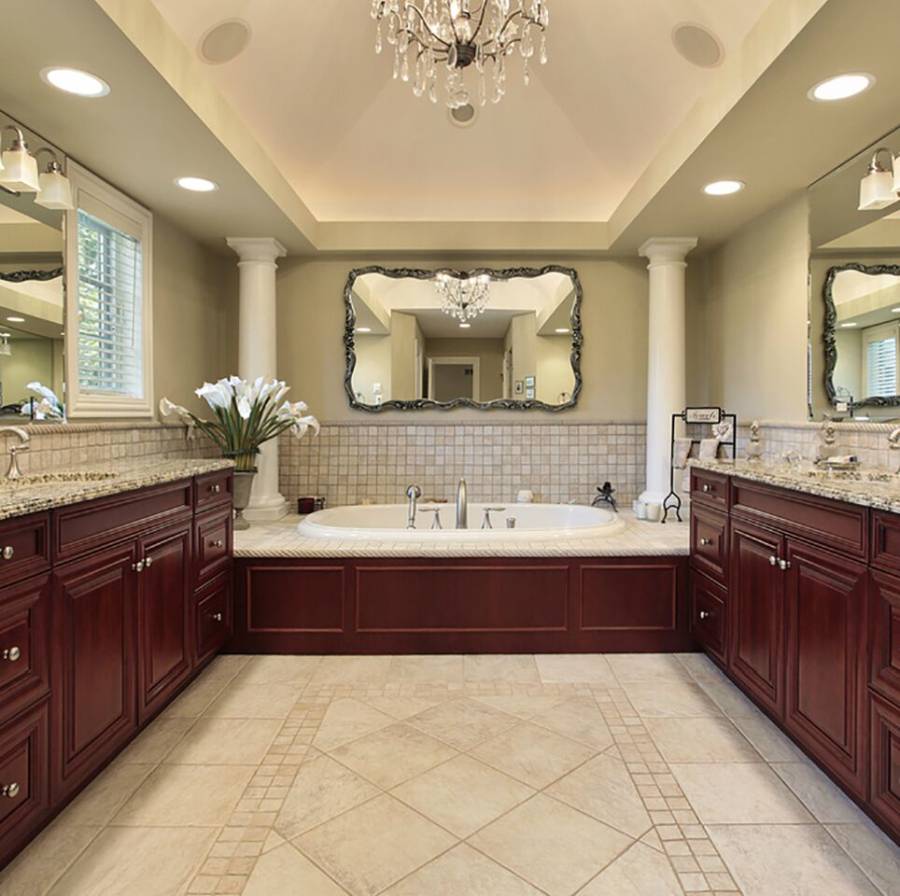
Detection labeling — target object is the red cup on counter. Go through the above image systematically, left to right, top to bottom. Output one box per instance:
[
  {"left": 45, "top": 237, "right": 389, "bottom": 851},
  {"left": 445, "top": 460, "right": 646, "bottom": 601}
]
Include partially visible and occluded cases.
[{"left": 298, "top": 497, "right": 316, "bottom": 515}]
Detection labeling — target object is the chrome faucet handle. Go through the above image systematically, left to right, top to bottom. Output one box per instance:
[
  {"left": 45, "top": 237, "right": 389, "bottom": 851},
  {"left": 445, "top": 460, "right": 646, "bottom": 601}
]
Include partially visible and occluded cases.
[
  {"left": 0, "top": 427, "right": 31, "bottom": 481},
  {"left": 481, "top": 507, "right": 506, "bottom": 529},
  {"left": 425, "top": 508, "right": 443, "bottom": 530}
]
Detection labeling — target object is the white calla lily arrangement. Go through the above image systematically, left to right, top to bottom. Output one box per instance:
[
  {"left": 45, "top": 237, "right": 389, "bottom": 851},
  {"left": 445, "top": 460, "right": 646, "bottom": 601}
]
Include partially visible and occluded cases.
[{"left": 160, "top": 376, "right": 319, "bottom": 472}]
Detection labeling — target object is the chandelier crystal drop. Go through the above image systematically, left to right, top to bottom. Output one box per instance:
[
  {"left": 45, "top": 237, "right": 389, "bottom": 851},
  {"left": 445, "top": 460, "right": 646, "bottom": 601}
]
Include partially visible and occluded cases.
[
  {"left": 370, "top": 0, "right": 549, "bottom": 109},
  {"left": 433, "top": 271, "right": 492, "bottom": 321}
]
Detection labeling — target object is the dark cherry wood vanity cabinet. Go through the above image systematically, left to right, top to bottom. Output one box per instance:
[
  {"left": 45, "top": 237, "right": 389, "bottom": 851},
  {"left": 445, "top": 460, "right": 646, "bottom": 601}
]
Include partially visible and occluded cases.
[
  {"left": 0, "top": 470, "right": 233, "bottom": 868},
  {"left": 691, "top": 470, "right": 898, "bottom": 841}
]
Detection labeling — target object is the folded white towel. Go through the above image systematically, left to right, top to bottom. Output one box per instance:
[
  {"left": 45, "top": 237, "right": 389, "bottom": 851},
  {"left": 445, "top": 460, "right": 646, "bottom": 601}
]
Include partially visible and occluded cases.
[
  {"left": 672, "top": 437, "right": 693, "bottom": 469},
  {"left": 699, "top": 437, "right": 719, "bottom": 460}
]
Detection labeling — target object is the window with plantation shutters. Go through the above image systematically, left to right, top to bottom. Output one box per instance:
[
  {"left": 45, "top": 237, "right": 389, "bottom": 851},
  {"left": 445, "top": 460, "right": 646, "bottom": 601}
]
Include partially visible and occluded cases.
[
  {"left": 66, "top": 161, "right": 153, "bottom": 417},
  {"left": 76, "top": 210, "right": 143, "bottom": 396},
  {"left": 863, "top": 322, "right": 899, "bottom": 398}
]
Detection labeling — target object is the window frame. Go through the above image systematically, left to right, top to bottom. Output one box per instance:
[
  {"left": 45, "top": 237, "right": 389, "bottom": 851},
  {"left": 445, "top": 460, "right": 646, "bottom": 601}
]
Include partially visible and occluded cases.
[
  {"left": 65, "top": 161, "right": 154, "bottom": 418},
  {"left": 862, "top": 320, "right": 899, "bottom": 399}
]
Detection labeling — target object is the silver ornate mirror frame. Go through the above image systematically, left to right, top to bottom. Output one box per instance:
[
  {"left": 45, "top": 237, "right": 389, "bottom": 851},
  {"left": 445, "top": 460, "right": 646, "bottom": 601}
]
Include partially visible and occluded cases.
[{"left": 343, "top": 265, "right": 583, "bottom": 412}]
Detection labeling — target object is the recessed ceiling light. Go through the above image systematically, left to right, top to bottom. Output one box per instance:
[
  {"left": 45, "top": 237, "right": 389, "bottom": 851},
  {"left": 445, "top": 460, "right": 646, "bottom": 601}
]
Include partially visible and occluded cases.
[
  {"left": 41, "top": 67, "right": 109, "bottom": 97},
  {"left": 808, "top": 73, "right": 874, "bottom": 102},
  {"left": 175, "top": 176, "right": 218, "bottom": 192},
  {"left": 703, "top": 180, "right": 745, "bottom": 196},
  {"left": 892, "top": 307, "right": 900, "bottom": 313},
  {"left": 6, "top": 317, "right": 25, "bottom": 323},
  {"left": 459, "top": 322, "right": 471, "bottom": 329},
  {"left": 840, "top": 322, "right": 859, "bottom": 328},
  {"left": 355, "top": 327, "right": 372, "bottom": 334},
  {"left": 555, "top": 328, "right": 570, "bottom": 334}
]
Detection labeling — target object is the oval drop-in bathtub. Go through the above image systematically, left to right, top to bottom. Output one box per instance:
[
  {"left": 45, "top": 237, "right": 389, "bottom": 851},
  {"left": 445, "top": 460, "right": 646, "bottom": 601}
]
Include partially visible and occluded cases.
[{"left": 297, "top": 502, "right": 626, "bottom": 541}]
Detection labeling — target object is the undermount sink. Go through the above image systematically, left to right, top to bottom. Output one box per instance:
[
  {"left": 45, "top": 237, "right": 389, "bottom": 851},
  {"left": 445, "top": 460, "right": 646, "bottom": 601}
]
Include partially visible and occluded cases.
[{"left": 1, "top": 471, "right": 119, "bottom": 486}]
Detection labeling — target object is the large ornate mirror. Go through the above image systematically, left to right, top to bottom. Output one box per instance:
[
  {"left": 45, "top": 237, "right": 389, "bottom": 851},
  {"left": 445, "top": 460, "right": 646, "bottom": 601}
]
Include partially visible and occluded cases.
[
  {"left": 824, "top": 263, "right": 900, "bottom": 409},
  {"left": 344, "top": 266, "right": 582, "bottom": 411}
]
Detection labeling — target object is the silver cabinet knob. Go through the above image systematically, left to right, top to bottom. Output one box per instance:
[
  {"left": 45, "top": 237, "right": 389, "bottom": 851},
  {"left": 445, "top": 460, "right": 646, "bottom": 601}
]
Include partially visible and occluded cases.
[
  {"left": 210, "top": 483, "right": 221, "bottom": 494},
  {"left": 701, "top": 484, "right": 711, "bottom": 493},
  {"left": 699, "top": 537, "right": 712, "bottom": 546},
  {"left": 210, "top": 539, "right": 224, "bottom": 549},
  {"left": 1, "top": 546, "right": 14, "bottom": 561},
  {"left": 768, "top": 555, "right": 777, "bottom": 566},
  {"left": 144, "top": 556, "right": 153, "bottom": 568},
  {"left": 778, "top": 559, "right": 791, "bottom": 571},
  {"left": 132, "top": 560, "right": 144, "bottom": 573},
  {"left": 699, "top": 610, "right": 711, "bottom": 620},
  {"left": 211, "top": 612, "right": 223, "bottom": 622},
  {"left": 2, "top": 646, "right": 21, "bottom": 662},
  {"left": 1, "top": 782, "right": 20, "bottom": 798}
]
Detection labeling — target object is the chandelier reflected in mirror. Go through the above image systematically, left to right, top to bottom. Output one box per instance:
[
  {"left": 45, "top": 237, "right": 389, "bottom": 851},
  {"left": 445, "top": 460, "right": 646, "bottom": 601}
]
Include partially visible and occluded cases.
[
  {"left": 370, "top": 1, "right": 550, "bottom": 109},
  {"left": 433, "top": 270, "right": 492, "bottom": 322}
]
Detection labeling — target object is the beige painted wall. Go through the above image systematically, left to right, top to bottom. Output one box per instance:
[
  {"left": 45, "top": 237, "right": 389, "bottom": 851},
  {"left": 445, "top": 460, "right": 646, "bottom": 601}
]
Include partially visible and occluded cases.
[
  {"left": 700, "top": 192, "right": 810, "bottom": 421},
  {"left": 152, "top": 213, "right": 238, "bottom": 417},
  {"left": 277, "top": 256, "right": 651, "bottom": 422},
  {"left": 389, "top": 312, "right": 421, "bottom": 401},
  {"left": 352, "top": 334, "right": 391, "bottom": 403},
  {"left": 537, "top": 335, "right": 575, "bottom": 404},
  {"left": 0, "top": 338, "right": 54, "bottom": 407}
]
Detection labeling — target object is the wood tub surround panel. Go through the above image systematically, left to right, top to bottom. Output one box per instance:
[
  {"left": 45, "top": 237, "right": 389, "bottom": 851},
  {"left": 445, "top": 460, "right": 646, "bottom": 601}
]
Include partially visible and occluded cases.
[
  {"left": 0, "top": 469, "right": 233, "bottom": 870},
  {"left": 691, "top": 470, "right": 899, "bottom": 841},
  {"left": 232, "top": 557, "right": 693, "bottom": 655}
]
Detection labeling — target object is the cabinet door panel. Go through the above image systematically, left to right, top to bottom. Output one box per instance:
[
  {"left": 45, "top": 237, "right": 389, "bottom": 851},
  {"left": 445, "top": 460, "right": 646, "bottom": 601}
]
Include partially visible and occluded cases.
[
  {"left": 729, "top": 521, "right": 784, "bottom": 717},
  {"left": 137, "top": 523, "right": 191, "bottom": 722},
  {"left": 784, "top": 540, "right": 867, "bottom": 796},
  {"left": 52, "top": 544, "right": 137, "bottom": 800}
]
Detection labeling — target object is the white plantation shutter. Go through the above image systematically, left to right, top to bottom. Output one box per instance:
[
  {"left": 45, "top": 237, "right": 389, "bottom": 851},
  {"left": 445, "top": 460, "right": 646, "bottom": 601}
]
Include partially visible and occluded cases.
[
  {"left": 66, "top": 161, "right": 153, "bottom": 418},
  {"left": 76, "top": 210, "right": 144, "bottom": 397},
  {"left": 863, "top": 323, "right": 899, "bottom": 398}
]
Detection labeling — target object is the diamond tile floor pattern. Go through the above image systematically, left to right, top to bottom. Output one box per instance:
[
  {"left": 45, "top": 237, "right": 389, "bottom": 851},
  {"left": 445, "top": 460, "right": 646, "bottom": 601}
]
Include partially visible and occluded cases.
[{"left": 2, "top": 653, "right": 899, "bottom": 895}]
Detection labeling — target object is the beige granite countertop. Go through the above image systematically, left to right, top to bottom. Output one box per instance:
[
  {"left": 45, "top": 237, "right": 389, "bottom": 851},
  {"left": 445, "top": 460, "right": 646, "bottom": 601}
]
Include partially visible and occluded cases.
[
  {"left": 0, "top": 457, "right": 233, "bottom": 521},
  {"left": 691, "top": 457, "right": 900, "bottom": 513},
  {"left": 233, "top": 509, "right": 689, "bottom": 558}
]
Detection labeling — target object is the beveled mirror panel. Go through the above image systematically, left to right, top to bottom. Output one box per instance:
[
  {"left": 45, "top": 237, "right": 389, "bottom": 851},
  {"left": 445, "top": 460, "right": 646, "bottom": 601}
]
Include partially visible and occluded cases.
[
  {"left": 825, "top": 263, "right": 900, "bottom": 409},
  {"left": 344, "top": 266, "right": 582, "bottom": 411}
]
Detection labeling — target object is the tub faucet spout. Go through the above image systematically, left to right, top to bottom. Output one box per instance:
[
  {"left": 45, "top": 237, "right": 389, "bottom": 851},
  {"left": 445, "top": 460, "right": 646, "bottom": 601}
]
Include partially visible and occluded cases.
[
  {"left": 456, "top": 479, "right": 468, "bottom": 529},
  {"left": 406, "top": 484, "right": 421, "bottom": 529}
]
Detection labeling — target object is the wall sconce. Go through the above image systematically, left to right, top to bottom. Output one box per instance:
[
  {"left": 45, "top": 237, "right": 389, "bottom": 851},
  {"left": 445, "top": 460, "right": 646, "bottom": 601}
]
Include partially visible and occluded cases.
[
  {"left": 0, "top": 125, "right": 40, "bottom": 193},
  {"left": 858, "top": 147, "right": 899, "bottom": 211},
  {"left": 33, "top": 148, "right": 73, "bottom": 210}
]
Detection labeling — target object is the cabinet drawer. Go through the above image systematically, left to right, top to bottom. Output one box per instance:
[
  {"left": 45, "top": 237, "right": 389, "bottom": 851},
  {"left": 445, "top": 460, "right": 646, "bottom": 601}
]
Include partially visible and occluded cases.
[
  {"left": 690, "top": 469, "right": 729, "bottom": 510},
  {"left": 195, "top": 471, "right": 233, "bottom": 512},
  {"left": 732, "top": 478, "right": 867, "bottom": 559},
  {"left": 54, "top": 481, "right": 192, "bottom": 563},
  {"left": 691, "top": 506, "right": 728, "bottom": 582},
  {"left": 195, "top": 508, "right": 232, "bottom": 585},
  {"left": 871, "top": 511, "right": 900, "bottom": 574},
  {"left": 0, "top": 514, "right": 50, "bottom": 589},
  {"left": 870, "top": 570, "right": 900, "bottom": 706},
  {"left": 690, "top": 571, "right": 726, "bottom": 665},
  {"left": 194, "top": 574, "right": 232, "bottom": 666},
  {"left": 0, "top": 575, "right": 50, "bottom": 724},
  {"left": 869, "top": 692, "right": 900, "bottom": 837},
  {"left": 0, "top": 700, "right": 50, "bottom": 865}
]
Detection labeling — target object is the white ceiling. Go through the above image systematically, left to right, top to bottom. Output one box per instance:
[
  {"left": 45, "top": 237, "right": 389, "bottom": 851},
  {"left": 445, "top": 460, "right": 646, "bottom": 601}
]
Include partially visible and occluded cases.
[{"left": 148, "top": 0, "right": 772, "bottom": 223}]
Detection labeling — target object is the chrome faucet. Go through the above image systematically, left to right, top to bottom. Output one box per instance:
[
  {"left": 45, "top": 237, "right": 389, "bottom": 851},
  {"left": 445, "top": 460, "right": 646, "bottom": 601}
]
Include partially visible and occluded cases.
[
  {"left": 0, "top": 427, "right": 29, "bottom": 481},
  {"left": 455, "top": 478, "right": 468, "bottom": 529},
  {"left": 406, "top": 484, "right": 422, "bottom": 529}
]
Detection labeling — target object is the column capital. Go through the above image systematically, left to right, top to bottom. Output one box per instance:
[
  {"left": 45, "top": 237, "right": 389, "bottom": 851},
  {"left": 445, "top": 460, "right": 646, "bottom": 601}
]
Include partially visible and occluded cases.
[
  {"left": 226, "top": 237, "right": 287, "bottom": 264},
  {"left": 639, "top": 237, "right": 698, "bottom": 265}
]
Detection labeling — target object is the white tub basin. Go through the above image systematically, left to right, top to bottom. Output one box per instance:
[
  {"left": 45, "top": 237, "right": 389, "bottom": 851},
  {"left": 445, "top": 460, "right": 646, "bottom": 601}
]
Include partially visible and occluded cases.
[{"left": 297, "top": 502, "right": 625, "bottom": 541}]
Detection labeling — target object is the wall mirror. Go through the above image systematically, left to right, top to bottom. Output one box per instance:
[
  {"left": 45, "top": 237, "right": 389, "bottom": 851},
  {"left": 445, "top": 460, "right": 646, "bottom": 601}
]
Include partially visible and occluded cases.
[
  {"left": 0, "top": 114, "right": 66, "bottom": 421},
  {"left": 809, "top": 122, "right": 900, "bottom": 419},
  {"left": 344, "top": 266, "right": 582, "bottom": 411}
]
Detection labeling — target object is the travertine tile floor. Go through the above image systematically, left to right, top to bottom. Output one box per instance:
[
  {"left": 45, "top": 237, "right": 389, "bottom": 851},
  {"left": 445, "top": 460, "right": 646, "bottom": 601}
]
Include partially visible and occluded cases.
[{"left": 3, "top": 653, "right": 899, "bottom": 896}]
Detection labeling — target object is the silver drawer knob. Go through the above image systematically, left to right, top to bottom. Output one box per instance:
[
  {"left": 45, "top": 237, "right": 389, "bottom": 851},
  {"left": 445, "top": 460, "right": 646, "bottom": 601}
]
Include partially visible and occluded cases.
[
  {"left": 210, "top": 484, "right": 221, "bottom": 494},
  {"left": 701, "top": 484, "right": 711, "bottom": 493},
  {"left": 699, "top": 537, "right": 712, "bottom": 546},
  {"left": 210, "top": 539, "right": 224, "bottom": 549},
  {"left": 2, "top": 546, "right": 14, "bottom": 561},
  {"left": 768, "top": 555, "right": 777, "bottom": 566},
  {"left": 144, "top": 556, "right": 153, "bottom": 568},
  {"left": 778, "top": 559, "right": 791, "bottom": 571},
  {"left": 132, "top": 560, "right": 144, "bottom": 574},
  {"left": 699, "top": 610, "right": 711, "bottom": 620},
  {"left": 211, "top": 612, "right": 223, "bottom": 622},
  {"left": 2, "top": 646, "right": 21, "bottom": 662},
  {"left": 1, "top": 782, "right": 20, "bottom": 798}
]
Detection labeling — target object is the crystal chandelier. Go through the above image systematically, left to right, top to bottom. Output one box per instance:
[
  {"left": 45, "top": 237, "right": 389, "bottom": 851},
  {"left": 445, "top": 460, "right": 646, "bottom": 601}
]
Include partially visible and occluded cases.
[
  {"left": 370, "top": 1, "right": 550, "bottom": 108},
  {"left": 433, "top": 271, "right": 491, "bottom": 321}
]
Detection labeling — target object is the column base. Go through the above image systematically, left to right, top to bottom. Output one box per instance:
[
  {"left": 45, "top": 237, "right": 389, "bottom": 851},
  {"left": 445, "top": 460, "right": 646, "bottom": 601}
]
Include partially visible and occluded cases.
[
  {"left": 638, "top": 488, "right": 671, "bottom": 507},
  {"left": 243, "top": 497, "right": 290, "bottom": 522}
]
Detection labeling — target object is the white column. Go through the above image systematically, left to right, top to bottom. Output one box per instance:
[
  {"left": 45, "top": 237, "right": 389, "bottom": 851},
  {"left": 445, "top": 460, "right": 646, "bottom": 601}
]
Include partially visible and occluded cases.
[
  {"left": 226, "top": 237, "right": 289, "bottom": 521},
  {"left": 638, "top": 237, "right": 698, "bottom": 507}
]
